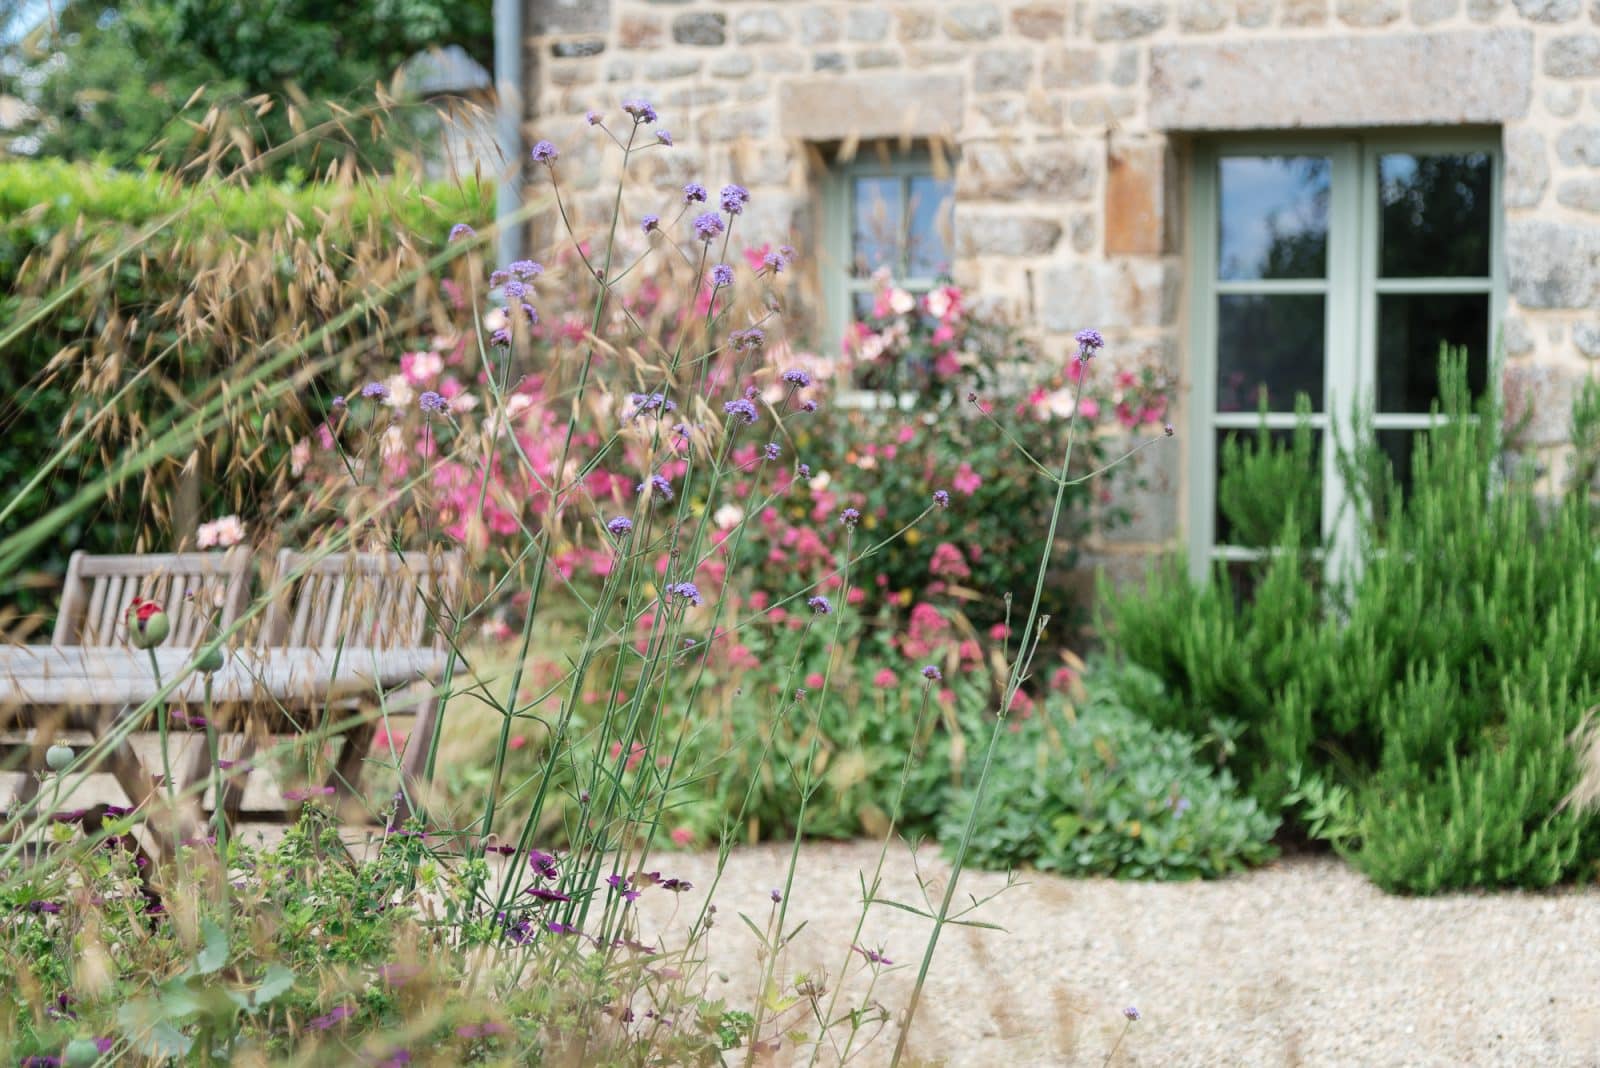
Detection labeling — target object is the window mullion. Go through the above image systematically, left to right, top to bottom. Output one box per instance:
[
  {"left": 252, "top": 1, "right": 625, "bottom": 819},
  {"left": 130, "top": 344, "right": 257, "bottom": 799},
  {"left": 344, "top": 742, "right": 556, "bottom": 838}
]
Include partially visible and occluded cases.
[
  {"left": 1323, "top": 140, "right": 1366, "bottom": 582},
  {"left": 1188, "top": 145, "right": 1220, "bottom": 581}
]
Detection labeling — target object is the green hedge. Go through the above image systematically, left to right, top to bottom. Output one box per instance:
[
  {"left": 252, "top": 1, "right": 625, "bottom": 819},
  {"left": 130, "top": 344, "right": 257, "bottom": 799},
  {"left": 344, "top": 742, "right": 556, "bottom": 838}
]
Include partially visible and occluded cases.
[{"left": 0, "top": 159, "right": 491, "bottom": 622}]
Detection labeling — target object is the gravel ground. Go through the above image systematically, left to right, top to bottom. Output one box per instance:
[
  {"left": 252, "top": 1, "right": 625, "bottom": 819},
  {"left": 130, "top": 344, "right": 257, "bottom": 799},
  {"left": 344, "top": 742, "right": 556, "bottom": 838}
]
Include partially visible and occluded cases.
[{"left": 628, "top": 840, "right": 1600, "bottom": 1067}]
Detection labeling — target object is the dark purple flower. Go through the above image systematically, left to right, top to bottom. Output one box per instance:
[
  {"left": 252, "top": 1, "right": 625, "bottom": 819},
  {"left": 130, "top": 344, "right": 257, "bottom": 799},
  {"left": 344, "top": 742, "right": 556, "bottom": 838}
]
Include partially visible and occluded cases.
[
  {"left": 622, "top": 98, "right": 658, "bottom": 124},
  {"left": 586, "top": 109, "right": 601, "bottom": 125},
  {"left": 656, "top": 129, "right": 673, "bottom": 146},
  {"left": 531, "top": 140, "right": 559, "bottom": 164},
  {"left": 683, "top": 182, "right": 707, "bottom": 204},
  {"left": 719, "top": 184, "right": 750, "bottom": 215},
  {"left": 693, "top": 212, "right": 724, "bottom": 242},
  {"left": 641, "top": 214, "right": 660, "bottom": 234},
  {"left": 448, "top": 223, "right": 475, "bottom": 242},
  {"left": 710, "top": 263, "right": 734, "bottom": 288},
  {"left": 731, "top": 327, "right": 765, "bottom": 351},
  {"left": 490, "top": 328, "right": 512, "bottom": 348},
  {"left": 1075, "top": 328, "right": 1104, "bottom": 356},
  {"left": 781, "top": 368, "right": 811, "bottom": 388},
  {"left": 360, "top": 382, "right": 389, "bottom": 401},
  {"left": 419, "top": 391, "right": 448, "bottom": 415},
  {"left": 628, "top": 392, "right": 677, "bottom": 419},
  {"left": 331, "top": 395, "right": 346, "bottom": 410},
  {"left": 723, "top": 398, "right": 758, "bottom": 425},
  {"left": 801, "top": 399, "right": 818, "bottom": 413},
  {"left": 1164, "top": 423, "right": 1175, "bottom": 437},
  {"left": 763, "top": 442, "right": 781, "bottom": 461},
  {"left": 798, "top": 463, "right": 811, "bottom": 478},
  {"left": 637, "top": 474, "right": 673, "bottom": 502},
  {"left": 933, "top": 489, "right": 950, "bottom": 509},
  {"left": 840, "top": 508, "right": 861, "bottom": 528},
  {"left": 607, "top": 516, "right": 633, "bottom": 538},
  {"left": 666, "top": 582, "right": 703, "bottom": 607},
  {"left": 807, "top": 595, "right": 832, "bottom": 615},
  {"left": 922, "top": 665, "right": 942, "bottom": 681},
  {"left": 794, "top": 688, "right": 806, "bottom": 700},
  {"left": 283, "top": 785, "right": 336, "bottom": 802},
  {"left": 529, "top": 850, "right": 560, "bottom": 880},
  {"left": 607, "top": 874, "right": 642, "bottom": 903},
  {"left": 661, "top": 877, "right": 693, "bottom": 892},
  {"left": 525, "top": 886, "right": 571, "bottom": 904},
  {"left": 771, "top": 888, "right": 782, "bottom": 903},
  {"left": 547, "top": 921, "right": 581, "bottom": 935},
  {"left": 852, "top": 944, "right": 893, "bottom": 966},
  {"left": 311, "top": 1005, "right": 355, "bottom": 1031},
  {"left": 1123, "top": 1006, "right": 1141, "bottom": 1022},
  {"left": 20, "top": 1057, "right": 60, "bottom": 1067}
]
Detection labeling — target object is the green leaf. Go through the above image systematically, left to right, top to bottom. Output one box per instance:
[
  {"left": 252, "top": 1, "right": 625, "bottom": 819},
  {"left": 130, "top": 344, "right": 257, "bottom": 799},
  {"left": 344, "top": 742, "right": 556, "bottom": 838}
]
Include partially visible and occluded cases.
[
  {"left": 195, "top": 917, "right": 228, "bottom": 975},
  {"left": 252, "top": 964, "right": 296, "bottom": 1008}
]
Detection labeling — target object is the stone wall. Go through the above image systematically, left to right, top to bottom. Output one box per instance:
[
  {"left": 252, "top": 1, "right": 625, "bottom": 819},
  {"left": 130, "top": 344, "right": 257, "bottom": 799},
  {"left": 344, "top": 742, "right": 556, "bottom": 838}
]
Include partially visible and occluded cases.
[{"left": 522, "top": 0, "right": 1600, "bottom": 559}]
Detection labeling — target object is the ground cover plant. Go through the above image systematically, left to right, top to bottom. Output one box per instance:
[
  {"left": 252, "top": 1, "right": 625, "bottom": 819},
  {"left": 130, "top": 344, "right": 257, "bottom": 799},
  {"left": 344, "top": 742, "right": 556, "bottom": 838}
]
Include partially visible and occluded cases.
[
  {"left": 0, "top": 97, "right": 1175, "bottom": 1063},
  {"left": 1105, "top": 357, "right": 1600, "bottom": 893}
]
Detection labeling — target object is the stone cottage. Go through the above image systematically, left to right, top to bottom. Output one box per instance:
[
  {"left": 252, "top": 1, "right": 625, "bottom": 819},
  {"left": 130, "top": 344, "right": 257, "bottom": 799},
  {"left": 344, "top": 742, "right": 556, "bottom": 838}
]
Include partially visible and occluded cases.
[{"left": 506, "top": 0, "right": 1600, "bottom": 577}]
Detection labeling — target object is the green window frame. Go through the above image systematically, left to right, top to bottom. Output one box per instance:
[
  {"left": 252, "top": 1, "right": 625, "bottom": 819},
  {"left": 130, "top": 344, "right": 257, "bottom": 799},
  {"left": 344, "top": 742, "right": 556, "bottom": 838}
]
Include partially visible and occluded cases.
[
  {"left": 1186, "top": 131, "right": 1504, "bottom": 579},
  {"left": 820, "top": 149, "right": 955, "bottom": 395}
]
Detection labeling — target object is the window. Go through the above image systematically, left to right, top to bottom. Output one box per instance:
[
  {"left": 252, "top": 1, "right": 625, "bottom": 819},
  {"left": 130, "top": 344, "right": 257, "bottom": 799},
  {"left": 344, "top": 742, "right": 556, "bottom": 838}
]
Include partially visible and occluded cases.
[
  {"left": 1187, "top": 134, "right": 1501, "bottom": 576},
  {"left": 821, "top": 149, "right": 954, "bottom": 394}
]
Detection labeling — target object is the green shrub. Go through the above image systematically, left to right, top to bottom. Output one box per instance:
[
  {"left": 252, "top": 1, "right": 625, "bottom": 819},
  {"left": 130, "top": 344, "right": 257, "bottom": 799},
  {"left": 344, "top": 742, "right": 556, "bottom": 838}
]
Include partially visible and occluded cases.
[
  {"left": 1104, "top": 353, "right": 1600, "bottom": 892},
  {"left": 938, "top": 661, "right": 1278, "bottom": 880}
]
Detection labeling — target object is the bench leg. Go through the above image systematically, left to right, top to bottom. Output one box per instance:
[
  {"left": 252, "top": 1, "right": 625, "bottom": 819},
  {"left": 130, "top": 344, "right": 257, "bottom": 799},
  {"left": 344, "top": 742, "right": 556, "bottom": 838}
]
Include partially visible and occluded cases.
[
  {"left": 395, "top": 692, "right": 440, "bottom": 827},
  {"left": 326, "top": 706, "right": 377, "bottom": 806}
]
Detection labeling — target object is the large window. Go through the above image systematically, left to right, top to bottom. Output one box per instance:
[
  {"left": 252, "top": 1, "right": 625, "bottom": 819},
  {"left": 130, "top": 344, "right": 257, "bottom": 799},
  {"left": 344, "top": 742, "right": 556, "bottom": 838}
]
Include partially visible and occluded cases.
[
  {"left": 1188, "top": 134, "right": 1501, "bottom": 574},
  {"left": 821, "top": 148, "right": 954, "bottom": 393}
]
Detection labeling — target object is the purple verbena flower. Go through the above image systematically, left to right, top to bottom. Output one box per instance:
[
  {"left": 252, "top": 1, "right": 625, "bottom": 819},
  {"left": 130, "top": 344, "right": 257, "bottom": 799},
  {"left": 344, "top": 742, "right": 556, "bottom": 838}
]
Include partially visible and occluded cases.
[
  {"left": 622, "top": 98, "right": 658, "bottom": 124},
  {"left": 586, "top": 109, "right": 601, "bottom": 125},
  {"left": 656, "top": 129, "right": 673, "bottom": 146},
  {"left": 531, "top": 140, "right": 559, "bottom": 164},
  {"left": 683, "top": 181, "right": 707, "bottom": 204},
  {"left": 719, "top": 184, "right": 750, "bottom": 215},
  {"left": 693, "top": 212, "right": 725, "bottom": 242},
  {"left": 642, "top": 214, "right": 660, "bottom": 233},
  {"left": 448, "top": 223, "right": 475, "bottom": 242},
  {"left": 763, "top": 249, "right": 789, "bottom": 273},
  {"left": 710, "top": 263, "right": 734, "bottom": 288},
  {"left": 730, "top": 327, "right": 765, "bottom": 351},
  {"left": 1076, "top": 328, "right": 1105, "bottom": 357},
  {"left": 781, "top": 368, "right": 812, "bottom": 388},
  {"left": 360, "top": 382, "right": 389, "bottom": 401},
  {"left": 419, "top": 391, "right": 448, "bottom": 415},
  {"left": 628, "top": 392, "right": 677, "bottom": 419},
  {"left": 723, "top": 398, "right": 758, "bottom": 425},
  {"left": 801, "top": 399, "right": 818, "bottom": 413},
  {"left": 1164, "top": 423, "right": 1175, "bottom": 437},
  {"left": 764, "top": 442, "right": 781, "bottom": 461},
  {"left": 798, "top": 463, "right": 811, "bottom": 478},
  {"left": 638, "top": 474, "right": 673, "bottom": 501},
  {"left": 933, "top": 489, "right": 950, "bottom": 509},
  {"left": 840, "top": 508, "right": 861, "bottom": 528},
  {"left": 607, "top": 516, "right": 634, "bottom": 538},
  {"left": 666, "top": 582, "right": 703, "bottom": 607},
  {"left": 807, "top": 595, "right": 832, "bottom": 615},
  {"left": 922, "top": 665, "right": 942, "bottom": 681},
  {"left": 771, "top": 888, "right": 783, "bottom": 903},
  {"left": 1123, "top": 1006, "right": 1141, "bottom": 1022}
]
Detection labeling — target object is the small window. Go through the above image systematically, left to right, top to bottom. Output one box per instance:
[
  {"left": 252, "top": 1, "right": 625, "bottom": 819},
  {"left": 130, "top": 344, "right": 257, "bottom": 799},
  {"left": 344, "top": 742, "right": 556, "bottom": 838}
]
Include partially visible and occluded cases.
[
  {"left": 1190, "top": 134, "right": 1500, "bottom": 574},
  {"left": 821, "top": 148, "right": 954, "bottom": 390}
]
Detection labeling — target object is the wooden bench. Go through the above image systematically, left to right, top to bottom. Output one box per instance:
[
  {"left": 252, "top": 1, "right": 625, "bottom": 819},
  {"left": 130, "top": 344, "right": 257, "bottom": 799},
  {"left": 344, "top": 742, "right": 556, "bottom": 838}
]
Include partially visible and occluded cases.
[{"left": 259, "top": 549, "right": 464, "bottom": 823}]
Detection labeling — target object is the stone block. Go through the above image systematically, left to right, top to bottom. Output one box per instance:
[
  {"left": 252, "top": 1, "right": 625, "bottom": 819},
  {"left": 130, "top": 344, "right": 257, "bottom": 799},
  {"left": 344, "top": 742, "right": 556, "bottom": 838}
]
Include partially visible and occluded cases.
[
  {"left": 529, "top": 0, "right": 610, "bottom": 35},
  {"left": 1179, "top": 0, "right": 1230, "bottom": 31},
  {"left": 1237, "top": 0, "right": 1276, "bottom": 26},
  {"left": 1283, "top": 0, "right": 1330, "bottom": 22},
  {"left": 1337, "top": 0, "right": 1403, "bottom": 23},
  {"left": 1411, "top": 0, "right": 1459, "bottom": 23},
  {"left": 1466, "top": 0, "right": 1504, "bottom": 17},
  {"left": 1514, "top": 0, "right": 1580, "bottom": 19},
  {"left": 1092, "top": 1, "right": 1168, "bottom": 39},
  {"left": 943, "top": 4, "right": 1004, "bottom": 40},
  {"left": 1013, "top": 4, "right": 1068, "bottom": 35},
  {"left": 896, "top": 7, "right": 935, "bottom": 40},
  {"left": 800, "top": 8, "right": 840, "bottom": 45},
  {"left": 848, "top": 8, "right": 892, "bottom": 41},
  {"left": 735, "top": 10, "right": 790, "bottom": 44},
  {"left": 672, "top": 12, "right": 726, "bottom": 46},
  {"left": 618, "top": 15, "right": 664, "bottom": 50},
  {"left": 1149, "top": 29, "right": 1534, "bottom": 129},
  {"left": 1545, "top": 35, "right": 1600, "bottom": 77},
  {"left": 551, "top": 39, "right": 605, "bottom": 58},
  {"left": 1110, "top": 48, "right": 1140, "bottom": 87},
  {"left": 857, "top": 49, "right": 902, "bottom": 69},
  {"left": 975, "top": 50, "right": 1034, "bottom": 93},
  {"left": 1042, "top": 50, "right": 1103, "bottom": 89},
  {"left": 814, "top": 52, "right": 848, "bottom": 73},
  {"left": 711, "top": 53, "right": 755, "bottom": 79},
  {"left": 644, "top": 56, "right": 701, "bottom": 81},
  {"left": 777, "top": 73, "right": 966, "bottom": 140},
  {"left": 1546, "top": 86, "right": 1583, "bottom": 116},
  {"left": 1070, "top": 95, "right": 1136, "bottom": 126},
  {"left": 697, "top": 108, "right": 772, "bottom": 142},
  {"left": 1556, "top": 124, "right": 1600, "bottom": 166},
  {"left": 1504, "top": 127, "right": 1549, "bottom": 209},
  {"left": 1105, "top": 138, "right": 1175, "bottom": 255},
  {"left": 958, "top": 141, "right": 1100, "bottom": 202},
  {"left": 1557, "top": 177, "right": 1600, "bottom": 212},
  {"left": 1071, "top": 212, "right": 1098, "bottom": 253},
  {"left": 955, "top": 214, "right": 1065, "bottom": 256},
  {"left": 1506, "top": 219, "right": 1600, "bottom": 308},
  {"left": 1038, "top": 260, "right": 1180, "bottom": 332},
  {"left": 1503, "top": 316, "right": 1534, "bottom": 357},
  {"left": 1575, "top": 323, "right": 1600, "bottom": 359},
  {"left": 1503, "top": 363, "right": 1588, "bottom": 445},
  {"left": 1100, "top": 434, "right": 1181, "bottom": 544}
]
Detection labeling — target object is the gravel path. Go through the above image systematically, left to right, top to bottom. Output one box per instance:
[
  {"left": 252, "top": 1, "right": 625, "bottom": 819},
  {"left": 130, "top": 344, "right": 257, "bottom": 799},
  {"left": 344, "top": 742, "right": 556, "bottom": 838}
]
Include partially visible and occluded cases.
[{"left": 631, "top": 840, "right": 1600, "bottom": 1067}]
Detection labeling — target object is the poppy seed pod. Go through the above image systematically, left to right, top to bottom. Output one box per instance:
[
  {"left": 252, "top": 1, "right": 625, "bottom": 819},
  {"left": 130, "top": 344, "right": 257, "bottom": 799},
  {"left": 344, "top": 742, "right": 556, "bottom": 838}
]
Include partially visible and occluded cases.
[
  {"left": 126, "top": 598, "right": 169, "bottom": 649},
  {"left": 192, "top": 642, "right": 225, "bottom": 674},
  {"left": 46, "top": 744, "right": 74, "bottom": 772}
]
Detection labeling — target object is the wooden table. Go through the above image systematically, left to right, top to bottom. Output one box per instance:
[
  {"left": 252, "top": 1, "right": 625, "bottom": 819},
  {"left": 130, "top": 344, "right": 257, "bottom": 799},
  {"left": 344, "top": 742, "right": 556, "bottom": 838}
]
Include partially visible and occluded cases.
[{"left": 0, "top": 646, "right": 447, "bottom": 707}]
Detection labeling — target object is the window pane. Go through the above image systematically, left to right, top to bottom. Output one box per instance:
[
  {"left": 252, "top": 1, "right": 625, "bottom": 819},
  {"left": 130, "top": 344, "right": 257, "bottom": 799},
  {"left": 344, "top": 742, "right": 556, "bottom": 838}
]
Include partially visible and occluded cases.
[
  {"left": 1378, "top": 153, "right": 1492, "bottom": 278},
  {"left": 1218, "top": 156, "right": 1331, "bottom": 281},
  {"left": 906, "top": 175, "right": 953, "bottom": 279},
  {"left": 852, "top": 177, "right": 903, "bottom": 278},
  {"left": 1376, "top": 292, "right": 1489, "bottom": 411},
  {"left": 1216, "top": 294, "right": 1326, "bottom": 413},
  {"left": 1215, "top": 427, "right": 1323, "bottom": 548}
]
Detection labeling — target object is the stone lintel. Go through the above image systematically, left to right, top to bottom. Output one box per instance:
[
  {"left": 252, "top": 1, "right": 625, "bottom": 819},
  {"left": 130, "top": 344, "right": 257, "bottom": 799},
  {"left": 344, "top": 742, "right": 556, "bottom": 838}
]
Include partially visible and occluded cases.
[{"left": 777, "top": 73, "right": 966, "bottom": 141}]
